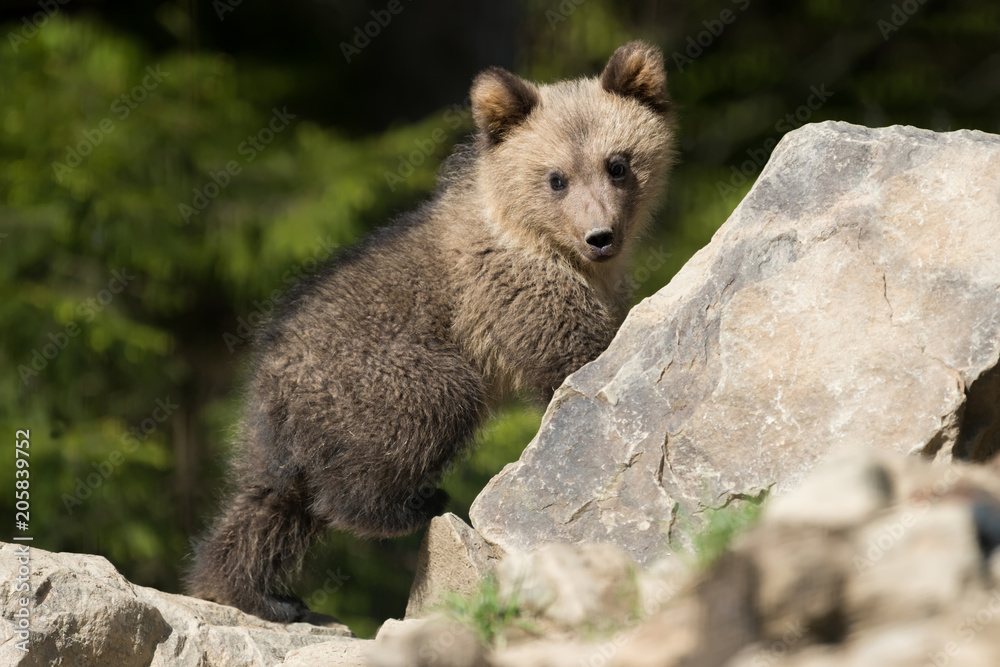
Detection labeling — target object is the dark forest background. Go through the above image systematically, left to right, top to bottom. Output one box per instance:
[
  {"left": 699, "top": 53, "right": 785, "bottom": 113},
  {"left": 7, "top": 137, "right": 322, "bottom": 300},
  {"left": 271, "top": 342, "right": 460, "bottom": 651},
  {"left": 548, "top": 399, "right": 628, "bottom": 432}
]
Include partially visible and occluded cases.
[{"left": 1, "top": 0, "right": 997, "bottom": 637}]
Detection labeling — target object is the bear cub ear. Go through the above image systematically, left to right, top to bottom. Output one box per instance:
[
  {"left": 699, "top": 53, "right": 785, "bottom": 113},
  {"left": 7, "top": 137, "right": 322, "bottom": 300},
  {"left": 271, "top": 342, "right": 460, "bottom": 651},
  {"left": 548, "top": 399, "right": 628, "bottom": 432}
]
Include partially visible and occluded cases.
[
  {"left": 600, "top": 40, "right": 670, "bottom": 113},
  {"left": 471, "top": 67, "right": 541, "bottom": 146}
]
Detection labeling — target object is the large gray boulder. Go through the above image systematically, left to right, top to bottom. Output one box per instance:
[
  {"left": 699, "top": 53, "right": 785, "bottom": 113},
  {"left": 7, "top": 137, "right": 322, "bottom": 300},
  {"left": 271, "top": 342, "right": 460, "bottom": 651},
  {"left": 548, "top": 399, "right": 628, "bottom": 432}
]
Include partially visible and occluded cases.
[{"left": 470, "top": 121, "right": 1000, "bottom": 563}]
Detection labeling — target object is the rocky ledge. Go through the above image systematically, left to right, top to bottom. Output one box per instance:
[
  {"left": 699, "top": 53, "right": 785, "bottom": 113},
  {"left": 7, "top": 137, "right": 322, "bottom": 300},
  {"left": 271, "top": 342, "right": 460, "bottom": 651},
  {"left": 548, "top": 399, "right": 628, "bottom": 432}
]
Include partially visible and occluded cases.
[
  {"left": 4, "top": 121, "right": 1000, "bottom": 667},
  {"left": 0, "top": 543, "right": 365, "bottom": 666}
]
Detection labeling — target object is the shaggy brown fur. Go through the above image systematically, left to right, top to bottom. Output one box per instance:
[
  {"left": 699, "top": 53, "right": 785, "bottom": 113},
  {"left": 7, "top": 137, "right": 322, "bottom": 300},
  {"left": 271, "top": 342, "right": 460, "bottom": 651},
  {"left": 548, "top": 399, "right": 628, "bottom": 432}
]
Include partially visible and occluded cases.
[{"left": 187, "top": 41, "right": 677, "bottom": 623}]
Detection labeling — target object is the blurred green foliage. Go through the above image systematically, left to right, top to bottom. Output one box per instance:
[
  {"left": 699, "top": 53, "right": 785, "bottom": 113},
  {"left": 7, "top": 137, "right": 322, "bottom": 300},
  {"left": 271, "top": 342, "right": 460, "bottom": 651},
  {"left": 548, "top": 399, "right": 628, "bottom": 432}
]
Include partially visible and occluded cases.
[
  {"left": 1, "top": 0, "right": 997, "bottom": 638},
  {"left": 686, "top": 494, "right": 767, "bottom": 569}
]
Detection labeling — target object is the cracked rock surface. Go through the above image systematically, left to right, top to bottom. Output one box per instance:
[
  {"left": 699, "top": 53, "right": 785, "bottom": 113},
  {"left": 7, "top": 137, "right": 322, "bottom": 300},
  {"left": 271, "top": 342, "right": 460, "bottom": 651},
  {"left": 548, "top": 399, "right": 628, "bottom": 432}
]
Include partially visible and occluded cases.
[{"left": 470, "top": 121, "right": 1000, "bottom": 564}]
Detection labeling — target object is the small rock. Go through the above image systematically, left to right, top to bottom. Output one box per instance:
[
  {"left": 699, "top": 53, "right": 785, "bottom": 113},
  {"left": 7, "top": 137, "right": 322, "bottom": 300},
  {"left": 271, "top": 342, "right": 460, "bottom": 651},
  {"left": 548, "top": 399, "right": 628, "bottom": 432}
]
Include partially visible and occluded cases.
[
  {"left": 405, "top": 513, "right": 499, "bottom": 619},
  {"left": 498, "top": 542, "right": 638, "bottom": 633},
  {"left": 368, "top": 616, "right": 487, "bottom": 667},
  {"left": 375, "top": 617, "right": 426, "bottom": 642}
]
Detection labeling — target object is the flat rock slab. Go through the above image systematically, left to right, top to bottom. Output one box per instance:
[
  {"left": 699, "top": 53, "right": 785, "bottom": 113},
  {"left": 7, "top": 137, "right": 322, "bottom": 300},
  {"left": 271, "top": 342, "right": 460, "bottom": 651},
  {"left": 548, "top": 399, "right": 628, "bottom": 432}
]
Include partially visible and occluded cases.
[{"left": 471, "top": 121, "right": 1000, "bottom": 563}]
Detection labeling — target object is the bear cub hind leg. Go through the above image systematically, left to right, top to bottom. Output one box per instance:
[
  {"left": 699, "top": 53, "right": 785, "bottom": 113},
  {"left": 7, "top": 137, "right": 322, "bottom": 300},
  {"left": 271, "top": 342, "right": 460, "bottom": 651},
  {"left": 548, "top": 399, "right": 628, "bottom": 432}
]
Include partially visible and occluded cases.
[{"left": 187, "top": 484, "right": 319, "bottom": 623}]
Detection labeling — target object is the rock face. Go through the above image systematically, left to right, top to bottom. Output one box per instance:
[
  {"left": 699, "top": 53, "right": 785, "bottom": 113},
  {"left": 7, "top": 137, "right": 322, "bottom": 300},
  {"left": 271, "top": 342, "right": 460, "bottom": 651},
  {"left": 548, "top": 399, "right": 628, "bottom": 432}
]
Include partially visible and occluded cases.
[
  {"left": 471, "top": 121, "right": 1000, "bottom": 563},
  {"left": 0, "top": 543, "right": 361, "bottom": 666}
]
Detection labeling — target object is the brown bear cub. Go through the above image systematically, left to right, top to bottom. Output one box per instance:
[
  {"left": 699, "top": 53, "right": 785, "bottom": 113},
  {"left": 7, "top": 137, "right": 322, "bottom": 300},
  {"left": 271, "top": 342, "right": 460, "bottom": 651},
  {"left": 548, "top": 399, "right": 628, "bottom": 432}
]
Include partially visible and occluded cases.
[{"left": 187, "top": 41, "right": 677, "bottom": 623}]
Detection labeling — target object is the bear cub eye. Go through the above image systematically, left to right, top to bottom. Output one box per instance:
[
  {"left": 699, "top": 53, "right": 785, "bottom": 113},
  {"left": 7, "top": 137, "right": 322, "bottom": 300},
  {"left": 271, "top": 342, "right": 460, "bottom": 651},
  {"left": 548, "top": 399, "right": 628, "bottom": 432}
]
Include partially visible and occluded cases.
[
  {"left": 607, "top": 158, "right": 629, "bottom": 181},
  {"left": 549, "top": 173, "right": 567, "bottom": 191}
]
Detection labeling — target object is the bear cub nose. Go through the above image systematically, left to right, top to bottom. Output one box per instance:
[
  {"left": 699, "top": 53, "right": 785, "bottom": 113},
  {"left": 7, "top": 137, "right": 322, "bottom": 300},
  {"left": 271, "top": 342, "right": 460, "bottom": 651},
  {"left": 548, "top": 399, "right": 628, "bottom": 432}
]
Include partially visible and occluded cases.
[{"left": 585, "top": 228, "right": 614, "bottom": 250}]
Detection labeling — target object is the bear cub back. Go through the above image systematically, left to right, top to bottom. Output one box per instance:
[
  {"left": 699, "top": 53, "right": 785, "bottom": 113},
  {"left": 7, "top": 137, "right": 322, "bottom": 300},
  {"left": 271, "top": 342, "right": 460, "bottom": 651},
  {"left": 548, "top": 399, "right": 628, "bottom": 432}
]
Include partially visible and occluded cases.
[{"left": 187, "top": 41, "right": 677, "bottom": 623}]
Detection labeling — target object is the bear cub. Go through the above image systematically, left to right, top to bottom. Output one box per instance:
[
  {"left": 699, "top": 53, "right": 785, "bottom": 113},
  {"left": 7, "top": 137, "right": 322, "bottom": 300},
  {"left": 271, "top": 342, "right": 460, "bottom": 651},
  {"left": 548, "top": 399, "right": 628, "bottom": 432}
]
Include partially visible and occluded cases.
[{"left": 187, "top": 41, "right": 677, "bottom": 623}]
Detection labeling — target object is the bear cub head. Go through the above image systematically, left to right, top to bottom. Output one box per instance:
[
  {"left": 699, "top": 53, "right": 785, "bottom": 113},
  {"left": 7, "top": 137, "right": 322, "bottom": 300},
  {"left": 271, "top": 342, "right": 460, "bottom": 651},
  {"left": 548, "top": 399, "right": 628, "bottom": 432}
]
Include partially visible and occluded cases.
[{"left": 471, "top": 41, "right": 676, "bottom": 272}]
